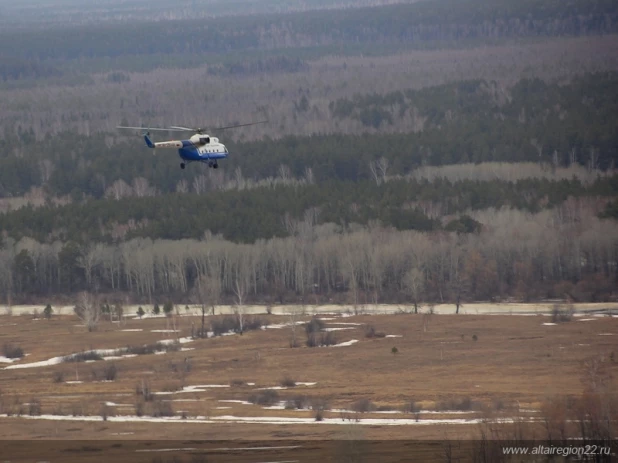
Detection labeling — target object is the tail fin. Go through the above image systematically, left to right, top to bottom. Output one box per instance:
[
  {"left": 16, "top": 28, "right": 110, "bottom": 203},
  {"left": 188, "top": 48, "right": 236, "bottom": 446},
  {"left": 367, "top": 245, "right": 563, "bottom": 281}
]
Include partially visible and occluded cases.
[{"left": 144, "top": 132, "right": 155, "bottom": 149}]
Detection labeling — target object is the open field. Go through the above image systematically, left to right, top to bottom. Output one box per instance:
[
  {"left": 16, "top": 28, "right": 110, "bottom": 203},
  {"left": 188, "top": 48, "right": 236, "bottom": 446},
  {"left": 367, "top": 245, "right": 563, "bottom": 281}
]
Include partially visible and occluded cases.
[{"left": 0, "top": 307, "right": 616, "bottom": 459}]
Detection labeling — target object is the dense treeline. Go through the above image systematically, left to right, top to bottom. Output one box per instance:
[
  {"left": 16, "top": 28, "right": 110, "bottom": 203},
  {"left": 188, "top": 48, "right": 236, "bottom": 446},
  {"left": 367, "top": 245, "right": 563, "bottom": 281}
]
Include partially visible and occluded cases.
[
  {"left": 0, "top": 0, "right": 615, "bottom": 69},
  {"left": 0, "top": 0, "right": 409, "bottom": 29},
  {"left": 0, "top": 73, "right": 616, "bottom": 198},
  {"left": 0, "top": 175, "right": 615, "bottom": 244},
  {"left": 1, "top": 203, "right": 616, "bottom": 304}
]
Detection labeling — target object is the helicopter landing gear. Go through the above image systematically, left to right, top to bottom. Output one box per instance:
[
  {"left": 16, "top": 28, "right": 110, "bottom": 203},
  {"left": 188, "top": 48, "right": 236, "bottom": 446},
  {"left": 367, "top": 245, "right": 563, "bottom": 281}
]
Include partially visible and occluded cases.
[
  {"left": 208, "top": 161, "right": 214, "bottom": 168},
  {"left": 180, "top": 162, "right": 185, "bottom": 169},
  {"left": 213, "top": 163, "right": 218, "bottom": 169}
]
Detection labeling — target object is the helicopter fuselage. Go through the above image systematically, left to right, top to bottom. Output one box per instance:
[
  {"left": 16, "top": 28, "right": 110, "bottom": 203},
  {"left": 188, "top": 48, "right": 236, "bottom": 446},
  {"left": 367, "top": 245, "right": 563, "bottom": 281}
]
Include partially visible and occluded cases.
[{"left": 145, "top": 133, "right": 228, "bottom": 169}]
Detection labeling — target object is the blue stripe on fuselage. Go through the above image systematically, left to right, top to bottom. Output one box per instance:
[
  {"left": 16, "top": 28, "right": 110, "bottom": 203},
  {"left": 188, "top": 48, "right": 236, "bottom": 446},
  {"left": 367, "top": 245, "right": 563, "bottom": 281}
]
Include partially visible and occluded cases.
[{"left": 178, "top": 147, "right": 227, "bottom": 161}]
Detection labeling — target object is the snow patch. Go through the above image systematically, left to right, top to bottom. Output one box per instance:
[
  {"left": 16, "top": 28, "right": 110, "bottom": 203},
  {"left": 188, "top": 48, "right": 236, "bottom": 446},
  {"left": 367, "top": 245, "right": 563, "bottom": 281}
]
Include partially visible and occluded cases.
[
  {"left": 542, "top": 323, "right": 557, "bottom": 326},
  {"left": 121, "top": 329, "right": 143, "bottom": 332},
  {"left": 385, "top": 335, "right": 403, "bottom": 338},
  {"left": 159, "top": 337, "right": 194, "bottom": 345},
  {"left": 332, "top": 339, "right": 358, "bottom": 347},
  {"left": 104, "top": 354, "right": 138, "bottom": 361},
  {"left": 0, "top": 356, "right": 19, "bottom": 363},
  {"left": 5, "top": 356, "right": 64, "bottom": 369},
  {"left": 155, "top": 384, "right": 230, "bottom": 395},
  {"left": 0, "top": 413, "right": 516, "bottom": 427},
  {"left": 136, "top": 448, "right": 198, "bottom": 453}
]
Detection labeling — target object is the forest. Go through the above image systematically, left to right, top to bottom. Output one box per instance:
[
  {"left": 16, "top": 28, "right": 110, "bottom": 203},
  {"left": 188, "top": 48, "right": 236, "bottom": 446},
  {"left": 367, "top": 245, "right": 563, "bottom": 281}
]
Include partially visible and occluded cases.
[{"left": 0, "top": 0, "right": 616, "bottom": 306}]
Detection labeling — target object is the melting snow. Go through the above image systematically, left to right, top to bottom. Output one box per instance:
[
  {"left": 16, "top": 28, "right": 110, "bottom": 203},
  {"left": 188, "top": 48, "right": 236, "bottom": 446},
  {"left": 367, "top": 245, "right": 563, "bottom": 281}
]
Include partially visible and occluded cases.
[
  {"left": 332, "top": 339, "right": 358, "bottom": 347},
  {"left": 5, "top": 356, "right": 64, "bottom": 369},
  {"left": 155, "top": 384, "right": 230, "bottom": 395},
  {"left": 218, "top": 400, "right": 252, "bottom": 405},
  {"left": 0, "top": 413, "right": 513, "bottom": 427},
  {"left": 136, "top": 448, "right": 198, "bottom": 453}
]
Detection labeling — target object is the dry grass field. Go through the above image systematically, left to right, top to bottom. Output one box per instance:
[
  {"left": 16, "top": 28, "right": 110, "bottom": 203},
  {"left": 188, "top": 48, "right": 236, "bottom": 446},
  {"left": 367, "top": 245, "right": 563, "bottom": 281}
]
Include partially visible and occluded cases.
[{"left": 0, "top": 307, "right": 616, "bottom": 461}]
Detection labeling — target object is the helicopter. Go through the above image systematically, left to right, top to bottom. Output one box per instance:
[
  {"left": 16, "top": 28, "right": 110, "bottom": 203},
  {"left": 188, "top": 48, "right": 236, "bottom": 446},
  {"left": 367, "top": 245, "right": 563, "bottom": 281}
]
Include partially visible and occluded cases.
[{"left": 117, "top": 120, "right": 267, "bottom": 169}]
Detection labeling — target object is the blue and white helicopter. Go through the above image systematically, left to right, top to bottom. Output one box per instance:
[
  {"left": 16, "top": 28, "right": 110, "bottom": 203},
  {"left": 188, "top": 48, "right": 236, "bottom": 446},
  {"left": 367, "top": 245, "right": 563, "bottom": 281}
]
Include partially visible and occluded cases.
[{"left": 117, "top": 120, "right": 267, "bottom": 169}]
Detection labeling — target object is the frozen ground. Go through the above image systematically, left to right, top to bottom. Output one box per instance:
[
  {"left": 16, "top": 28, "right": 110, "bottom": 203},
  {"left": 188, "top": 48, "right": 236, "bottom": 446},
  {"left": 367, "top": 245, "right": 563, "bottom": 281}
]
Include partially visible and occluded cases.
[
  {"left": 4, "top": 302, "right": 617, "bottom": 317},
  {"left": 0, "top": 413, "right": 517, "bottom": 427}
]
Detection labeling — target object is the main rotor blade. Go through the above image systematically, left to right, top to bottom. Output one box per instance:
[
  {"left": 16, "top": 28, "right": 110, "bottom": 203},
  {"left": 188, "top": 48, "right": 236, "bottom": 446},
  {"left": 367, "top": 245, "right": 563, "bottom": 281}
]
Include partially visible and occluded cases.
[
  {"left": 214, "top": 120, "right": 269, "bottom": 130},
  {"left": 117, "top": 126, "right": 185, "bottom": 132},
  {"left": 168, "top": 126, "right": 198, "bottom": 131}
]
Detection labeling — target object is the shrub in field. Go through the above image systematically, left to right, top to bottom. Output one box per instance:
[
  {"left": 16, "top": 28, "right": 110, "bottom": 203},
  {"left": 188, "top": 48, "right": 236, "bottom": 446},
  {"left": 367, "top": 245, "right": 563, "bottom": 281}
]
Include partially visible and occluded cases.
[
  {"left": 163, "top": 301, "right": 174, "bottom": 317},
  {"left": 43, "top": 304, "right": 53, "bottom": 319},
  {"left": 551, "top": 304, "right": 574, "bottom": 323},
  {"left": 211, "top": 315, "right": 239, "bottom": 336},
  {"left": 244, "top": 316, "right": 266, "bottom": 331},
  {"left": 305, "top": 317, "right": 325, "bottom": 336},
  {"left": 364, "top": 325, "right": 386, "bottom": 338},
  {"left": 307, "top": 331, "right": 338, "bottom": 347},
  {"left": 321, "top": 332, "right": 337, "bottom": 346},
  {"left": 3, "top": 343, "right": 24, "bottom": 359},
  {"left": 63, "top": 351, "right": 103, "bottom": 363},
  {"left": 103, "top": 363, "right": 118, "bottom": 381},
  {"left": 52, "top": 371, "right": 65, "bottom": 383},
  {"left": 280, "top": 376, "right": 296, "bottom": 387},
  {"left": 136, "top": 380, "right": 154, "bottom": 402},
  {"left": 248, "top": 390, "right": 279, "bottom": 406},
  {"left": 435, "top": 396, "right": 475, "bottom": 411},
  {"left": 310, "top": 397, "right": 329, "bottom": 412},
  {"left": 28, "top": 398, "right": 41, "bottom": 416},
  {"left": 351, "top": 398, "right": 376, "bottom": 413},
  {"left": 149, "top": 399, "right": 174, "bottom": 417},
  {"left": 403, "top": 399, "right": 420, "bottom": 414},
  {"left": 135, "top": 400, "right": 144, "bottom": 417}
]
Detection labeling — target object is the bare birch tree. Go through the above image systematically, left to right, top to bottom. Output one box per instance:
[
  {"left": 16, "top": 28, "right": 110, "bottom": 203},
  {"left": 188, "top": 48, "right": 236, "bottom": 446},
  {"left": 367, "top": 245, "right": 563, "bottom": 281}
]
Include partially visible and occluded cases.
[
  {"left": 403, "top": 268, "right": 424, "bottom": 314},
  {"left": 196, "top": 274, "right": 221, "bottom": 337},
  {"left": 74, "top": 291, "right": 100, "bottom": 332}
]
